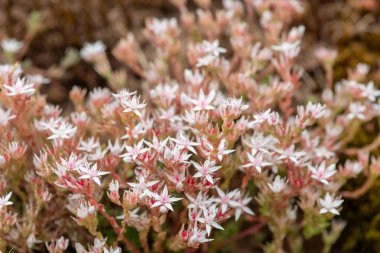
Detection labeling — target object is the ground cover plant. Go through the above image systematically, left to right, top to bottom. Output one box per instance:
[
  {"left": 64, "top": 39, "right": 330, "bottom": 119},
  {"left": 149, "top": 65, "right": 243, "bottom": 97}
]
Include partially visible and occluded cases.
[{"left": 1, "top": 0, "right": 380, "bottom": 252}]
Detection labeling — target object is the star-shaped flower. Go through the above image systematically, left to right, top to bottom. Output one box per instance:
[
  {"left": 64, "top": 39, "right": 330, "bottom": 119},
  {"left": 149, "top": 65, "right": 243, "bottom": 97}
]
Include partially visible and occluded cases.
[
  {"left": 4, "top": 77, "right": 35, "bottom": 97},
  {"left": 188, "top": 90, "right": 216, "bottom": 111},
  {"left": 192, "top": 159, "right": 221, "bottom": 184},
  {"left": 308, "top": 162, "right": 337, "bottom": 185},
  {"left": 79, "top": 163, "right": 110, "bottom": 185},
  {"left": 151, "top": 186, "right": 182, "bottom": 213},
  {"left": 0, "top": 192, "right": 13, "bottom": 208},
  {"left": 319, "top": 193, "right": 343, "bottom": 215},
  {"left": 197, "top": 206, "right": 224, "bottom": 235}
]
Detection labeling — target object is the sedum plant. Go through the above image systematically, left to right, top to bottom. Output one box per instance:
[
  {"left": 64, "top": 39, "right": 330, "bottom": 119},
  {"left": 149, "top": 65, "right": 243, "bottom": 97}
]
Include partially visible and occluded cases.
[{"left": 0, "top": 0, "right": 379, "bottom": 252}]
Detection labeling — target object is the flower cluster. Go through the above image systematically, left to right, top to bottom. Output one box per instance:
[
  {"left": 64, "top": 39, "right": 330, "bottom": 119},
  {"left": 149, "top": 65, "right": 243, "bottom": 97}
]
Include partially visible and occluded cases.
[{"left": 0, "top": 1, "right": 379, "bottom": 252}]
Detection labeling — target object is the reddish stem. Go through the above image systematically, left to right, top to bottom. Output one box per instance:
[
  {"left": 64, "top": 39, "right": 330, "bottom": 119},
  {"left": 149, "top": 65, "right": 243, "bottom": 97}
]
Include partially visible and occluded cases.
[
  {"left": 341, "top": 176, "right": 376, "bottom": 199},
  {"left": 88, "top": 198, "right": 141, "bottom": 253},
  {"left": 216, "top": 219, "right": 265, "bottom": 249}
]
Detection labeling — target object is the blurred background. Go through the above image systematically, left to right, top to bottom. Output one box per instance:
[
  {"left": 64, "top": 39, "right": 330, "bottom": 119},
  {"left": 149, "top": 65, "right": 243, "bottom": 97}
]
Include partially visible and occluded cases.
[{"left": 1, "top": 0, "right": 380, "bottom": 252}]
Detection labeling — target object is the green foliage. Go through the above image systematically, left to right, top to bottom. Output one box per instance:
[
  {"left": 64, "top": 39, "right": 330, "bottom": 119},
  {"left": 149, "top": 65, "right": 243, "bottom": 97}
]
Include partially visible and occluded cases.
[
  {"left": 336, "top": 178, "right": 380, "bottom": 252},
  {"left": 208, "top": 219, "right": 243, "bottom": 253}
]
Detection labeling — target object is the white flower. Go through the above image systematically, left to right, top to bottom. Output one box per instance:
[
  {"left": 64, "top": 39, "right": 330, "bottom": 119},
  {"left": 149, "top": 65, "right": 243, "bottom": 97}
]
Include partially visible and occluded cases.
[
  {"left": 146, "top": 17, "right": 178, "bottom": 35},
  {"left": 1, "top": 38, "right": 23, "bottom": 53},
  {"left": 196, "top": 40, "right": 226, "bottom": 67},
  {"left": 203, "top": 40, "right": 227, "bottom": 57},
  {"left": 80, "top": 41, "right": 106, "bottom": 61},
  {"left": 271, "top": 41, "right": 300, "bottom": 58},
  {"left": 314, "top": 47, "right": 337, "bottom": 64},
  {"left": 196, "top": 54, "right": 217, "bottom": 67},
  {"left": 356, "top": 63, "right": 370, "bottom": 75},
  {"left": 184, "top": 69, "right": 204, "bottom": 86},
  {"left": 26, "top": 74, "right": 50, "bottom": 85},
  {"left": 4, "top": 77, "right": 35, "bottom": 96},
  {"left": 362, "top": 81, "right": 380, "bottom": 102},
  {"left": 150, "top": 82, "right": 179, "bottom": 106},
  {"left": 89, "top": 87, "right": 112, "bottom": 105},
  {"left": 188, "top": 89, "right": 216, "bottom": 111},
  {"left": 119, "top": 95, "right": 147, "bottom": 117},
  {"left": 219, "top": 97, "right": 249, "bottom": 119},
  {"left": 306, "top": 102, "right": 326, "bottom": 119},
  {"left": 347, "top": 102, "right": 366, "bottom": 120},
  {"left": 0, "top": 107, "right": 15, "bottom": 126},
  {"left": 247, "top": 109, "right": 273, "bottom": 127},
  {"left": 182, "top": 110, "right": 209, "bottom": 125},
  {"left": 71, "top": 111, "right": 89, "bottom": 125},
  {"left": 47, "top": 122, "right": 77, "bottom": 140},
  {"left": 171, "top": 133, "right": 200, "bottom": 154},
  {"left": 243, "top": 133, "right": 277, "bottom": 153},
  {"left": 145, "top": 135, "right": 169, "bottom": 153},
  {"left": 77, "top": 137, "right": 100, "bottom": 153},
  {"left": 108, "top": 139, "right": 125, "bottom": 155},
  {"left": 216, "top": 139, "right": 234, "bottom": 161},
  {"left": 120, "top": 140, "right": 150, "bottom": 162},
  {"left": 162, "top": 145, "right": 192, "bottom": 165},
  {"left": 276, "top": 145, "right": 305, "bottom": 165},
  {"left": 88, "top": 147, "right": 107, "bottom": 161},
  {"left": 241, "top": 150, "right": 272, "bottom": 173},
  {"left": 0, "top": 155, "right": 6, "bottom": 166},
  {"left": 192, "top": 159, "right": 221, "bottom": 184},
  {"left": 344, "top": 160, "right": 363, "bottom": 175},
  {"left": 308, "top": 162, "right": 337, "bottom": 185},
  {"left": 78, "top": 163, "right": 110, "bottom": 185},
  {"left": 165, "top": 168, "right": 186, "bottom": 191},
  {"left": 128, "top": 175, "right": 159, "bottom": 199},
  {"left": 268, "top": 175, "right": 287, "bottom": 193},
  {"left": 108, "top": 179, "right": 120, "bottom": 192},
  {"left": 151, "top": 186, "right": 182, "bottom": 213},
  {"left": 215, "top": 187, "right": 238, "bottom": 213},
  {"left": 0, "top": 192, "right": 13, "bottom": 208},
  {"left": 186, "top": 192, "right": 212, "bottom": 209},
  {"left": 229, "top": 192, "right": 255, "bottom": 221},
  {"left": 319, "top": 193, "right": 343, "bottom": 215},
  {"left": 76, "top": 201, "right": 96, "bottom": 218},
  {"left": 197, "top": 206, "right": 224, "bottom": 235},
  {"left": 188, "top": 223, "right": 213, "bottom": 245},
  {"left": 27, "top": 234, "right": 42, "bottom": 249},
  {"left": 45, "top": 236, "right": 69, "bottom": 252},
  {"left": 104, "top": 246, "right": 122, "bottom": 253}
]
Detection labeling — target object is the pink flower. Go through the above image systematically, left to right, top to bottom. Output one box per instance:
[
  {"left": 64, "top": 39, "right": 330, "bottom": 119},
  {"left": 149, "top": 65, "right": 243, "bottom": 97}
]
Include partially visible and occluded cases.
[
  {"left": 80, "top": 40, "right": 106, "bottom": 61},
  {"left": 4, "top": 77, "right": 35, "bottom": 96},
  {"left": 188, "top": 89, "right": 216, "bottom": 111},
  {"left": 121, "top": 95, "right": 147, "bottom": 117},
  {"left": 219, "top": 97, "right": 249, "bottom": 119},
  {"left": 347, "top": 102, "right": 366, "bottom": 120},
  {"left": 0, "top": 107, "right": 15, "bottom": 126},
  {"left": 47, "top": 121, "right": 77, "bottom": 140},
  {"left": 171, "top": 133, "right": 200, "bottom": 154},
  {"left": 216, "top": 139, "right": 234, "bottom": 161},
  {"left": 120, "top": 140, "right": 150, "bottom": 162},
  {"left": 276, "top": 145, "right": 306, "bottom": 165},
  {"left": 241, "top": 150, "right": 272, "bottom": 173},
  {"left": 192, "top": 159, "right": 221, "bottom": 184},
  {"left": 308, "top": 162, "right": 337, "bottom": 185},
  {"left": 78, "top": 163, "right": 109, "bottom": 185},
  {"left": 165, "top": 167, "right": 186, "bottom": 191},
  {"left": 128, "top": 175, "right": 159, "bottom": 199},
  {"left": 151, "top": 186, "right": 182, "bottom": 213},
  {"left": 215, "top": 187, "right": 238, "bottom": 213},
  {"left": 229, "top": 192, "right": 254, "bottom": 221},
  {"left": 319, "top": 193, "right": 343, "bottom": 215},
  {"left": 197, "top": 206, "right": 224, "bottom": 235},
  {"left": 188, "top": 223, "right": 213, "bottom": 246}
]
